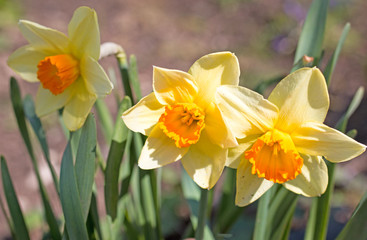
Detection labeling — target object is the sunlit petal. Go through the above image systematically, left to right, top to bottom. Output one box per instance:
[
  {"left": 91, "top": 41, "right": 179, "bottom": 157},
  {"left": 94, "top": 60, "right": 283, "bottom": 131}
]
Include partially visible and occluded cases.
[
  {"left": 68, "top": 6, "right": 100, "bottom": 60},
  {"left": 18, "top": 20, "right": 69, "bottom": 53},
  {"left": 7, "top": 45, "right": 47, "bottom": 82},
  {"left": 189, "top": 52, "right": 240, "bottom": 107},
  {"left": 80, "top": 56, "right": 113, "bottom": 97},
  {"left": 153, "top": 66, "right": 198, "bottom": 105},
  {"left": 269, "top": 68, "right": 329, "bottom": 132},
  {"left": 62, "top": 80, "right": 97, "bottom": 131},
  {"left": 35, "top": 85, "right": 72, "bottom": 116},
  {"left": 216, "top": 85, "right": 278, "bottom": 138},
  {"left": 122, "top": 93, "right": 165, "bottom": 135},
  {"left": 204, "top": 102, "right": 237, "bottom": 148},
  {"left": 292, "top": 122, "right": 366, "bottom": 162},
  {"left": 138, "top": 125, "right": 189, "bottom": 169},
  {"left": 181, "top": 132, "right": 227, "bottom": 189},
  {"left": 226, "top": 135, "right": 260, "bottom": 168},
  {"left": 283, "top": 154, "right": 328, "bottom": 197},
  {"left": 236, "top": 159, "right": 274, "bottom": 207}
]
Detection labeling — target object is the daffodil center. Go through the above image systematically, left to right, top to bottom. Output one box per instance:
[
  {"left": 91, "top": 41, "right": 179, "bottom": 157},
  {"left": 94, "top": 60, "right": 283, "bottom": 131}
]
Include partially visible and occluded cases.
[
  {"left": 37, "top": 54, "right": 80, "bottom": 95},
  {"left": 158, "top": 103, "right": 205, "bottom": 148},
  {"left": 245, "top": 129, "right": 303, "bottom": 183}
]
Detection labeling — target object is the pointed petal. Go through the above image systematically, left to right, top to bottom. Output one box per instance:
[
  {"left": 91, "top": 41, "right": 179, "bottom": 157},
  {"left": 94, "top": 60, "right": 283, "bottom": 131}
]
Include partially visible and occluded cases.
[
  {"left": 68, "top": 6, "right": 100, "bottom": 60},
  {"left": 18, "top": 20, "right": 69, "bottom": 53},
  {"left": 7, "top": 45, "right": 47, "bottom": 82},
  {"left": 189, "top": 52, "right": 240, "bottom": 107},
  {"left": 80, "top": 56, "right": 113, "bottom": 97},
  {"left": 153, "top": 67, "right": 198, "bottom": 105},
  {"left": 269, "top": 68, "right": 329, "bottom": 132},
  {"left": 62, "top": 80, "right": 97, "bottom": 131},
  {"left": 35, "top": 85, "right": 72, "bottom": 116},
  {"left": 216, "top": 85, "right": 278, "bottom": 138},
  {"left": 122, "top": 93, "right": 165, "bottom": 135},
  {"left": 204, "top": 102, "right": 237, "bottom": 148},
  {"left": 292, "top": 122, "right": 366, "bottom": 162},
  {"left": 138, "top": 125, "right": 189, "bottom": 169},
  {"left": 181, "top": 132, "right": 227, "bottom": 189},
  {"left": 226, "top": 135, "right": 260, "bottom": 168},
  {"left": 283, "top": 154, "right": 328, "bottom": 197},
  {"left": 235, "top": 159, "right": 274, "bottom": 207}
]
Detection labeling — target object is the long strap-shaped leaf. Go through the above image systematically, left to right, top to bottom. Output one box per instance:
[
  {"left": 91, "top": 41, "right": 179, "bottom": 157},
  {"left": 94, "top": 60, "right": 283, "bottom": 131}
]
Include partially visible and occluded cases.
[
  {"left": 10, "top": 78, "right": 61, "bottom": 240},
  {"left": 105, "top": 97, "right": 131, "bottom": 220},
  {"left": 60, "top": 142, "right": 88, "bottom": 239},
  {"left": 1, "top": 156, "right": 30, "bottom": 240}
]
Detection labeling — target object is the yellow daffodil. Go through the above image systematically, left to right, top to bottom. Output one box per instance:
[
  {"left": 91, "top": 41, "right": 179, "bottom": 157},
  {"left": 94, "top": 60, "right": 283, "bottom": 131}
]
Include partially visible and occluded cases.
[
  {"left": 7, "top": 6, "right": 113, "bottom": 131},
  {"left": 122, "top": 52, "right": 240, "bottom": 189},
  {"left": 216, "top": 67, "right": 366, "bottom": 206}
]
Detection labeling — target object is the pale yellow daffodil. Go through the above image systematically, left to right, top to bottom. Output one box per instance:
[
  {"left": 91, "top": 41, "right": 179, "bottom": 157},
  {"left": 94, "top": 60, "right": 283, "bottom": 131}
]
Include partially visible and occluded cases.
[
  {"left": 7, "top": 6, "right": 113, "bottom": 131},
  {"left": 122, "top": 52, "right": 240, "bottom": 189},
  {"left": 216, "top": 67, "right": 366, "bottom": 206}
]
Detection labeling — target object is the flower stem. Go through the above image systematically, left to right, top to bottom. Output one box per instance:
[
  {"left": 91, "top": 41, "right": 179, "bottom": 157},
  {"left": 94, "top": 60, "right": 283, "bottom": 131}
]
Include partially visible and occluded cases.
[{"left": 195, "top": 188, "right": 209, "bottom": 240}]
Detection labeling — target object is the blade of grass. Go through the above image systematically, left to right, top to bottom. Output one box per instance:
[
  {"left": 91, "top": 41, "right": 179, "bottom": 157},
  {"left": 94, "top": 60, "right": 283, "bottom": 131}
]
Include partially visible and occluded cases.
[
  {"left": 293, "top": 0, "right": 330, "bottom": 70},
  {"left": 10, "top": 78, "right": 61, "bottom": 240},
  {"left": 105, "top": 97, "right": 132, "bottom": 220},
  {"left": 75, "top": 114, "right": 97, "bottom": 220},
  {"left": 59, "top": 142, "right": 88, "bottom": 239},
  {"left": 1, "top": 156, "right": 30, "bottom": 240}
]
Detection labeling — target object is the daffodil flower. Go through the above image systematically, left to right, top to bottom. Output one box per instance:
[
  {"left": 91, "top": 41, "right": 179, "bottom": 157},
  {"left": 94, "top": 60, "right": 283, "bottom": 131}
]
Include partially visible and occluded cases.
[
  {"left": 7, "top": 6, "right": 113, "bottom": 131},
  {"left": 122, "top": 52, "right": 240, "bottom": 189},
  {"left": 216, "top": 67, "right": 366, "bottom": 206}
]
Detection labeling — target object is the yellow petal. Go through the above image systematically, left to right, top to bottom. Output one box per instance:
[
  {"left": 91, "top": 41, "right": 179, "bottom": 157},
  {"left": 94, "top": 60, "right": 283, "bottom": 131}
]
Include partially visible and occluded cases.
[
  {"left": 68, "top": 6, "right": 100, "bottom": 60},
  {"left": 18, "top": 20, "right": 69, "bottom": 53},
  {"left": 7, "top": 45, "right": 47, "bottom": 82},
  {"left": 189, "top": 52, "right": 240, "bottom": 107},
  {"left": 80, "top": 56, "right": 113, "bottom": 97},
  {"left": 153, "top": 67, "right": 198, "bottom": 105},
  {"left": 269, "top": 68, "right": 329, "bottom": 132},
  {"left": 62, "top": 80, "right": 97, "bottom": 131},
  {"left": 35, "top": 85, "right": 72, "bottom": 116},
  {"left": 216, "top": 85, "right": 278, "bottom": 138},
  {"left": 122, "top": 93, "right": 165, "bottom": 135},
  {"left": 204, "top": 102, "right": 237, "bottom": 148},
  {"left": 292, "top": 122, "right": 366, "bottom": 162},
  {"left": 138, "top": 125, "right": 189, "bottom": 169},
  {"left": 181, "top": 132, "right": 227, "bottom": 189},
  {"left": 226, "top": 135, "right": 260, "bottom": 168},
  {"left": 283, "top": 154, "right": 328, "bottom": 197},
  {"left": 235, "top": 159, "right": 274, "bottom": 207}
]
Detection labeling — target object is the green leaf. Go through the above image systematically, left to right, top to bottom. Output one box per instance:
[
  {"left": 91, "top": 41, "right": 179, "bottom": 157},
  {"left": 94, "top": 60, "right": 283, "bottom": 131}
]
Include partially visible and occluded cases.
[
  {"left": 292, "top": 0, "right": 329, "bottom": 71},
  {"left": 324, "top": 23, "right": 350, "bottom": 85},
  {"left": 117, "top": 53, "right": 134, "bottom": 104},
  {"left": 129, "top": 55, "right": 143, "bottom": 101},
  {"left": 10, "top": 78, "right": 61, "bottom": 240},
  {"left": 335, "top": 87, "right": 364, "bottom": 132},
  {"left": 23, "top": 95, "right": 59, "bottom": 194},
  {"left": 105, "top": 97, "right": 132, "bottom": 220},
  {"left": 94, "top": 99, "right": 114, "bottom": 143},
  {"left": 75, "top": 114, "right": 97, "bottom": 220},
  {"left": 60, "top": 142, "right": 88, "bottom": 239},
  {"left": 1, "top": 156, "right": 30, "bottom": 240},
  {"left": 214, "top": 168, "right": 244, "bottom": 234},
  {"left": 181, "top": 169, "right": 215, "bottom": 240},
  {"left": 254, "top": 186, "right": 275, "bottom": 240},
  {"left": 336, "top": 191, "right": 367, "bottom": 240},
  {"left": 0, "top": 192, "right": 15, "bottom": 238},
  {"left": 88, "top": 193, "right": 102, "bottom": 240}
]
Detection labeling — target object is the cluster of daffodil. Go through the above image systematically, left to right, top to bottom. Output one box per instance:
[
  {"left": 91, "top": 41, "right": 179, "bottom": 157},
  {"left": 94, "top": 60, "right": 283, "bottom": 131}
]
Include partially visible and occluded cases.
[{"left": 7, "top": 6, "right": 366, "bottom": 210}]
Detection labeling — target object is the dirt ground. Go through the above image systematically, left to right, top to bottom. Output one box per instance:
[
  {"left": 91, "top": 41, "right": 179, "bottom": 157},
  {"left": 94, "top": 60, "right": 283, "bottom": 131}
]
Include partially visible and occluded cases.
[{"left": 0, "top": 0, "right": 366, "bottom": 238}]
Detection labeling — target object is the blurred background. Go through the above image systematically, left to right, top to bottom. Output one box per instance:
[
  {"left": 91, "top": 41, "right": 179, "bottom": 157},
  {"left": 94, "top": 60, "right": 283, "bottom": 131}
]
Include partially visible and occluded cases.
[{"left": 0, "top": 0, "right": 366, "bottom": 239}]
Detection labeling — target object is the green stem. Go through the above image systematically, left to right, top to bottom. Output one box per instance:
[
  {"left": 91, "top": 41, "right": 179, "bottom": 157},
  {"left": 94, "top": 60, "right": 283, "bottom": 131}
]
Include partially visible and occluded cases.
[
  {"left": 254, "top": 187, "right": 272, "bottom": 240},
  {"left": 195, "top": 188, "right": 208, "bottom": 240}
]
